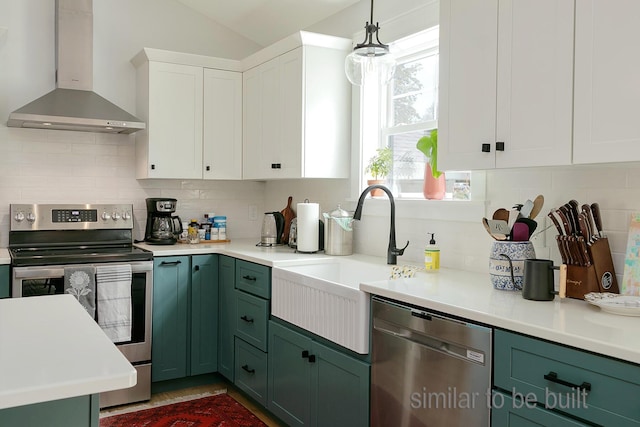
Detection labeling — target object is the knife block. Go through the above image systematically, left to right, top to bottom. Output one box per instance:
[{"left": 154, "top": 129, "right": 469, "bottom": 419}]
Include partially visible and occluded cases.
[{"left": 564, "top": 237, "right": 619, "bottom": 299}]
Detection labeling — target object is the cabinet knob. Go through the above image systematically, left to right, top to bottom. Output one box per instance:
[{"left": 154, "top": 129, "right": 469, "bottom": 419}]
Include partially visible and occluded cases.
[
  {"left": 496, "top": 142, "right": 505, "bottom": 151},
  {"left": 481, "top": 143, "right": 491, "bottom": 153},
  {"left": 151, "top": 164, "right": 156, "bottom": 170},
  {"left": 206, "top": 165, "right": 211, "bottom": 171},
  {"left": 194, "top": 265, "right": 200, "bottom": 271},
  {"left": 301, "top": 350, "right": 309, "bottom": 358},
  {"left": 308, "top": 354, "right": 316, "bottom": 363}
]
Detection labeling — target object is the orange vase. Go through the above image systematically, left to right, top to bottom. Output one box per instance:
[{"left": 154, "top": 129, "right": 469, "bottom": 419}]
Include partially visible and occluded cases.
[{"left": 423, "top": 164, "right": 445, "bottom": 200}]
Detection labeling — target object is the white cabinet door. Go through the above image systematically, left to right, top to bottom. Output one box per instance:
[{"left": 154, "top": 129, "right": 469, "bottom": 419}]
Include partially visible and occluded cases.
[
  {"left": 438, "top": 0, "right": 498, "bottom": 171},
  {"left": 439, "top": 0, "right": 573, "bottom": 170},
  {"left": 495, "top": 0, "right": 573, "bottom": 168},
  {"left": 574, "top": 0, "right": 640, "bottom": 164},
  {"left": 277, "top": 48, "right": 304, "bottom": 179},
  {"left": 243, "top": 57, "right": 282, "bottom": 180},
  {"left": 146, "top": 62, "right": 203, "bottom": 179},
  {"left": 203, "top": 69, "right": 242, "bottom": 180}
]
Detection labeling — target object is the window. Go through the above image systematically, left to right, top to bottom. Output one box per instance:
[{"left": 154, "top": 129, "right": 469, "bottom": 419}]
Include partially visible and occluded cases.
[{"left": 361, "top": 27, "right": 472, "bottom": 200}]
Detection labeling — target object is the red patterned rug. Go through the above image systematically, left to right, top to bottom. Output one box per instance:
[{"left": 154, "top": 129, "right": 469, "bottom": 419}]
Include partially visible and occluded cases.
[{"left": 99, "top": 393, "right": 268, "bottom": 427}]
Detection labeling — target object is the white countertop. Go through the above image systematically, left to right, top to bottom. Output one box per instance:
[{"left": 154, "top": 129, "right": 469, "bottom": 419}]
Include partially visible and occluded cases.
[
  {"left": 135, "top": 238, "right": 334, "bottom": 266},
  {"left": 0, "top": 249, "right": 9, "bottom": 265},
  {"left": 360, "top": 268, "right": 640, "bottom": 365},
  {"left": 0, "top": 295, "right": 136, "bottom": 410}
]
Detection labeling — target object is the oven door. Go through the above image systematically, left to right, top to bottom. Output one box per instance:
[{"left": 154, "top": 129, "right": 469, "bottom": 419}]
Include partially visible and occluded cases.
[{"left": 11, "top": 261, "right": 153, "bottom": 364}]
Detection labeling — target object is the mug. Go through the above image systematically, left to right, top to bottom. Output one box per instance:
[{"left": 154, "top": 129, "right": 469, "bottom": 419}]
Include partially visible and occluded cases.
[{"left": 522, "top": 259, "right": 567, "bottom": 301}]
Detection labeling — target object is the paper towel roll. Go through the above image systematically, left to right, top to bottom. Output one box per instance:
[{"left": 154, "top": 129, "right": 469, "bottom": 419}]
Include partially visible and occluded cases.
[{"left": 297, "top": 202, "right": 319, "bottom": 252}]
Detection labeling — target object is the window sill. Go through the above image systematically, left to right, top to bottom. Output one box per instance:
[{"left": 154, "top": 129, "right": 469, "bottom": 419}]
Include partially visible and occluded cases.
[{"left": 346, "top": 198, "right": 486, "bottom": 223}]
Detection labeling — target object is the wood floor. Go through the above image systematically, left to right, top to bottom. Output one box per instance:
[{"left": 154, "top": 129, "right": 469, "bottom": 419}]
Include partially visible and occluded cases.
[{"left": 100, "top": 380, "right": 285, "bottom": 426}]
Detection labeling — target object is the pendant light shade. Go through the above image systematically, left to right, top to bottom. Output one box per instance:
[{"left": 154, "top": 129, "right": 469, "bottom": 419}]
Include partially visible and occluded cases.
[{"left": 345, "top": 0, "right": 396, "bottom": 86}]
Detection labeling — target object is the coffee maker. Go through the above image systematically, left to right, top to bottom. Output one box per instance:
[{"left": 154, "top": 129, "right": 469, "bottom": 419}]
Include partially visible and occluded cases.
[{"left": 145, "top": 198, "right": 182, "bottom": 245}]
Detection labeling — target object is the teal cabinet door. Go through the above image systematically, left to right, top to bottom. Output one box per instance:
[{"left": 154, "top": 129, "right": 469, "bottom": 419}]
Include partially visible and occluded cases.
[
  {"left": 190, "top": 254, "right": 218, "bottom": 376},
  {"left": 218, "top": 255, "right": 236, "bottom": 381},
  {"left": 152, "top": 256, "right": 189, "bottom": 382},
  {"left": 0, "top": 265, "right": 9, "bottom": 298},
  {"left": 268, "top": 321, "right": 313, "bottom": 427},
  {"left": 312, "top": 340, "right": 370, "bottom": 427},
  {"left": 491, "top": 392, "right": 589, "bottom": 427},
  {"left": 0, "top": 394, "right": 100, "bottom": 427}
]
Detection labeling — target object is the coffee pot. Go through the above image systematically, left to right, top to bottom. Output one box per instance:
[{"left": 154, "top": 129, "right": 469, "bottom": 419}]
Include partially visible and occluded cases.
[{"left": 145, "top": 198, "right": 182, "bottom": 245}]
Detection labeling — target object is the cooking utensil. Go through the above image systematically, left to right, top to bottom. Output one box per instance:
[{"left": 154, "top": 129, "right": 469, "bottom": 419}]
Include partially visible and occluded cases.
[
  {"left": 529, "top": 195, "right": 544, "bottom": 219},
  {"left": 280, "top": 196, "right": 296, "bottom": 245},
  {"left": 520, "top": 199, "right": 534, "bottom": 219},
  {"left": 492, "top": 208, "right": 510, "bottom": 222},
  {"left": 483, "top": 217, "right": 507, "bottom": 240},
  {"left": 515, "top": 217, "right": 537, "bottom": 239},
  {"left": 487, "top": 219, "right": 510, "bottom": 235},
  {"left": 511, "top": 222, "right": 530, "bottom": 241}
]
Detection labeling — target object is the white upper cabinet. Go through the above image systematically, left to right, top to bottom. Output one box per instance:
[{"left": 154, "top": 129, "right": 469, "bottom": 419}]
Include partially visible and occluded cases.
[
  {"left": 438, "top": 0, "right": 574, "bottom": 170},
  {"left": 573, "top": 0, "right": 640, "bottom": 164},
  {"left": 242, "top": 33, "right": 352, "bottom": 180},
  {"left": 132, "top": 49, "right": 242, "bottom": 180},
  {"left": 203, "top": 69, "right": 243, "bottom": 180}
]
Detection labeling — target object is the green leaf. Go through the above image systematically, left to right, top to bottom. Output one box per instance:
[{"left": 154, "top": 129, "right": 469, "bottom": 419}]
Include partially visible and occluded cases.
[{"left": 416, "top": 129, "right": 442, "bottom": 178}]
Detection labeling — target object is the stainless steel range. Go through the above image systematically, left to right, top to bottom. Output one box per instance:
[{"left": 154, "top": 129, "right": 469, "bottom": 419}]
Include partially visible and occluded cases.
[{"left": 8, "top": 203, "right": 153, "bottom": 408}]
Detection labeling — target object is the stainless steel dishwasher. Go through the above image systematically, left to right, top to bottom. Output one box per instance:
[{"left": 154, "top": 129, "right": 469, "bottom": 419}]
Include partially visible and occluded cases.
[{"left": 371, "top": 296, "right": 492, "bottom": 426}]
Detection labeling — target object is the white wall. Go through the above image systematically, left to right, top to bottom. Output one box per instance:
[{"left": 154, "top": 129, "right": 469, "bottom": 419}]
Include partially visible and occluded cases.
[{"left": 0, "top": 0, "right": 264, "bottom": 246}]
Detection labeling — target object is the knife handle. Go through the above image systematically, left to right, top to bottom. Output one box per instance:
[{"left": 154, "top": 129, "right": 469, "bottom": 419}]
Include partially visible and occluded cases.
[
  {"left": 591, "top": 203, "right": 603, "bottom": 237},
  {"left": 556, "top": 208, "right": 573, "bottom": 235},
  {"left": 548, "top": 210, "right": 564, "bottom": 235},
  {"left": 577, "top": 213, "right": 590, "bottom": 242},
  {"left": 577, "top": 236, "right": 592, "bottom": 266}
]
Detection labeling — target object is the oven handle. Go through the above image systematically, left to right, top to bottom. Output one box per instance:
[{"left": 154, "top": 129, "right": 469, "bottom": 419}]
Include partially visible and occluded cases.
[{"left": 12, "top": 261, "right": 153, "bottom": 279}]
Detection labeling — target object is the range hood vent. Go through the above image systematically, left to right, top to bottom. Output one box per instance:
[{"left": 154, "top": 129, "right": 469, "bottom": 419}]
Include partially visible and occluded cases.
[{"left": 7, "top": 0, "right": 145, "bottom": 134}]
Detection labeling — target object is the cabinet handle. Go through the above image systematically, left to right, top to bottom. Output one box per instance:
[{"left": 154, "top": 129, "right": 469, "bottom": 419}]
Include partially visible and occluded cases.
[
  {"left": 495, "top": 142, "right": 505, "bottom": 151},
  {"left": 481, "top": 143, "right": 491, "bottom": 153},
  {"left": 271, "top": 163, "right": 282, "bottom": 169},
  {"left": 151, "top": 164, "right": 156, "bottom": 170},
  {"left": 206, "top": 165, "right": 211, "bottom": 171},
  {"left": 160, "top": 260, "right": 182, "bottom": 266},
  {"left": 194, "top": 265, "right": 200, "bottom": 271},
  {"left": 242, "top": 275, "right": 257, "bottom": 282},
  {"left": 240, "top": 315, "right": 254, "bottom": 323},
  {"left": 301, "top": 350, "right": 309, "bottom": 358},
  {"left": 308, "top": 355, "right": 316, "bottom": 363},
  {"left": 241, "top": 365, "right": 255, "bottom": 374},
  {"left": 544, "top": 371, "right": 591, "bottom": 392}
]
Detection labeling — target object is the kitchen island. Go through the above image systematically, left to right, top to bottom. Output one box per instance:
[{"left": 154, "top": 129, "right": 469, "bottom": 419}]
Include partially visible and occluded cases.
[{"left": 0, "top": 294, "right": 136, "bottom": 426}]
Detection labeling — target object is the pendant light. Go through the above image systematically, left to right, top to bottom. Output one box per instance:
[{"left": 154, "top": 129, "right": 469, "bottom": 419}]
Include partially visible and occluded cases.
[{"left": 344, "top": 0, "right": 396, "bottom": 86}]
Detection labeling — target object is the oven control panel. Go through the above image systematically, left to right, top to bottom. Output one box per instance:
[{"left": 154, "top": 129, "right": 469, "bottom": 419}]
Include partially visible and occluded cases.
[{"left": 10, "top": 204, "right": 135, "bottom": 231}]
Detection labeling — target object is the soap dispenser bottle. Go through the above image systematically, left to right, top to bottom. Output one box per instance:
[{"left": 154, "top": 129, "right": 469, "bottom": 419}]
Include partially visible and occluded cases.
[{"left": 424, "top": 233, "right": 440, "bottom": 271}]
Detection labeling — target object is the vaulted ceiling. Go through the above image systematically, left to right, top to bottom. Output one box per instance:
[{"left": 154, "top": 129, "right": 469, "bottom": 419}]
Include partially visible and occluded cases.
[{"left": 175, "top": 0, "right": 360, "bottom": 47}]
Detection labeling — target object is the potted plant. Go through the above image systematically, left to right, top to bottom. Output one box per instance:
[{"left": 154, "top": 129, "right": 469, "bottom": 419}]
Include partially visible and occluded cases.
[
  {"left": 416, "top": 129, "right": 446, "bottom": 199},
  {"left": 365, "top": 146, "right": 393, "bottom": 197}
]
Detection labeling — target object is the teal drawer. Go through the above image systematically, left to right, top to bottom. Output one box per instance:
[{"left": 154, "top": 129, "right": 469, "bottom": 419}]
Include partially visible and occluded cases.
[
  {"left": 236, "top": 260, "right": 270, "bottom": 299},
  {"left": 235, "top": 290, "right": 269, "bottom": 352},
  {"left": 494, "top": 329, "right": 640, "bottom": 426},
  {"left": 235, "top": 337, "right": 268, "bottom": 407},
  {"left": 491, "top": 391, "right": 589, "bottom": 426}
]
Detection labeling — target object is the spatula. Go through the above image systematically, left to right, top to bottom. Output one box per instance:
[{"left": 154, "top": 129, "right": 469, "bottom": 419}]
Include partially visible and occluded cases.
[{"left": 528, "top": 195, "right": 544, "bottom": 219}]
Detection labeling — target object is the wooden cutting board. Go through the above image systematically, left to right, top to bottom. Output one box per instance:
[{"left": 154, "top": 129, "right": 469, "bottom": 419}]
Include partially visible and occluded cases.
[{"left": 280, "top": 196, "right": 296, "bottom": 244}]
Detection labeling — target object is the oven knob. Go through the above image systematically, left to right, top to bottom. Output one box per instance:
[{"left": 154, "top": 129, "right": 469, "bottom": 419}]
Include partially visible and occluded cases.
[
  {"left": 122, "top": 211, "right": 132, "bottom": 221},
  {"left": 14, "top": 212, "right": 25, "bottom": 222},
  {"left": 26, "top": 212, "right": 36, "bottom": 222},
  {"left": 101, "top": 212, "right": 111, "bottom": 221},
  {"left": 112, "top": 212, "right": 121, "bottom": 221}
]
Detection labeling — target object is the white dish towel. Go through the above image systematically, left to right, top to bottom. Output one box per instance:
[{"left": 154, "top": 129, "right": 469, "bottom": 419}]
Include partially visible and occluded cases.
[{"left": 96, "top": 264, "right": 132, "bottom": 343}]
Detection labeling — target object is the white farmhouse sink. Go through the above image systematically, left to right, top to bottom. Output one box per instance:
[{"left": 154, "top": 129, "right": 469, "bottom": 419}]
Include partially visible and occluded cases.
[{"left": 272, "top": 258, "right": 401, "bottom": 354}]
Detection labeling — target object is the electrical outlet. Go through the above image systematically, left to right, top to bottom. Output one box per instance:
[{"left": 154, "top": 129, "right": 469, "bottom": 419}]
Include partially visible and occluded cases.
[{"left": 248, "top": 204, "right": 258, "bottom": 221}]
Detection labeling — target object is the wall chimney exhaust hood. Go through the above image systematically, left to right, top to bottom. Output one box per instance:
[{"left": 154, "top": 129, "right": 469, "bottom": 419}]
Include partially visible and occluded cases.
[{"left": 7, "top": 0, "right": 145, "bottom": 134}]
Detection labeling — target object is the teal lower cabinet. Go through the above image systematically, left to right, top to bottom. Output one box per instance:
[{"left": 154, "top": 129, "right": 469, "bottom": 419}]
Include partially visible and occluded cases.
[
  {"left": 152, "top": 255, "right": 218, "bottom": 382},
  {"left": 218, "top": 255, "right": 236, "bottom": 381},
  {"left": 0, "top": 265, "right": 9, "bottom": 298},
  {"left": 268, "top": 320, "right": 370, "bottom": 427},
  {"left": 493, "top": 329, "right": 640, "bottom": 426},
  {"left": 235, "top": 337, "right": 269, "bottom": 406},
  {"left": 491, "top": 392, "right": 589, "bottom": 426},
  {"left": 0, "top": 394, "right": 100, "bottom": 427}
]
